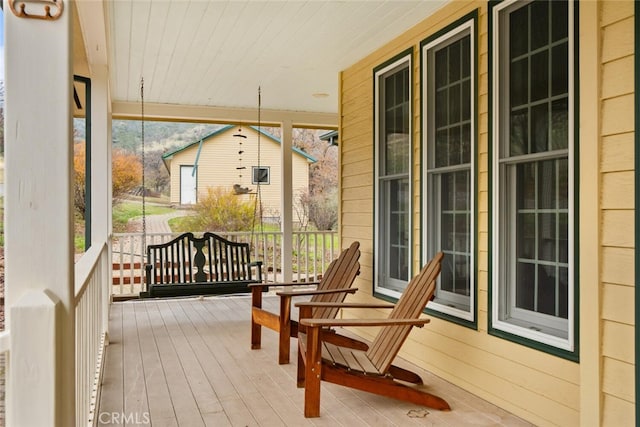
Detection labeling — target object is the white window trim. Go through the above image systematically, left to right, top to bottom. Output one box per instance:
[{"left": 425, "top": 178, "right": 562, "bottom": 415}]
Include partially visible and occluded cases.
[
  {"left": 490, "top": 0, "right": 575, "bottom": 351},
  {"left": 422, "top": 19, "right": 476, "bottom": 323},
  {"left": 374, "top": 52, "right": 413, "bottom": 300}
]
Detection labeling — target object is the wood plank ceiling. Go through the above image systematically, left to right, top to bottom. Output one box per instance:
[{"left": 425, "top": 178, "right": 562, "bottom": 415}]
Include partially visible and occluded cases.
[{"left": 102, "top": 0, "right": 446, "bottom": 122}]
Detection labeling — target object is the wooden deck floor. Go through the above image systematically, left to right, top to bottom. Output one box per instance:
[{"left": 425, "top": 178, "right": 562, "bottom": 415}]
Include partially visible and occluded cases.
[{"left": 98, "top": 296, "right": 533, "bottom": 427}]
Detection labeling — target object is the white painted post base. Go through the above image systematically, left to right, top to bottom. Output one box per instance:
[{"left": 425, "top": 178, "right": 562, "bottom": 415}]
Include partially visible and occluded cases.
[{"left": 8, "top": 290, "right": 61, "bottom": 427}]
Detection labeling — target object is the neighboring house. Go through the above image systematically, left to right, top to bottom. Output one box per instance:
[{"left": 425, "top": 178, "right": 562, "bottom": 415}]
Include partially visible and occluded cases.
[
  {"left": 338, "top": 2, "right": 634, "bottom": 426},
  {"left": 162, "top": 125, "right": 316, "bottom": 222}
]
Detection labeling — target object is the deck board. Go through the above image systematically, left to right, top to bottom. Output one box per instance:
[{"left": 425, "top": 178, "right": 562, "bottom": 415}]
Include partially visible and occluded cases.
[{"left": 98, "top": 296, "right": 534, "bottom": 426}]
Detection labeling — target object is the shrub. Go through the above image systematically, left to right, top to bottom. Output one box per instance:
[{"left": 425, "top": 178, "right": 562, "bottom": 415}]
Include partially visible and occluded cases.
[{"left": 184, "top": 186, "right": 257, "bottom": 232}]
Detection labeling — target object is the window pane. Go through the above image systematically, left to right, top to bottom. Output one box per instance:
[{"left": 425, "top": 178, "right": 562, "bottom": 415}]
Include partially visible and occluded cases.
[
  {"left": 552, "top": 0, "right": 568, "bottom": 42},
  {"left": 530, "top": 1, "right": 549, "bottom": 51},
  {"left": 510, "top": 6, "right": 528, "bottom": 58},
  {"left": 461, "top": 36, "right": 471, "bottom": 78},
  {"left": 448, "top": 40, "right": 461, "bottom": 82},
  {"left": 551, "top": 43, "right": 568, "bottom": 97},
  {"left": 436, "top": 48, "right": 448, "bottom": 87},
  {"left": 530, "top": 51, "right": 549, "bottom": 103},
  {"left": 510, "top": 58, "right": 528, "bottom": 108},
  {"left": 462, "top": 80, "right": 471, "bottom": 121},
  {"left": 450, "top": 83, "right": 461, "bottom": 123},
  {"left": 436, "top": 89, "right": 448, "bottom": 128},
  {"left": 551, "top": 98, "right": 569, "bottom": 150},
  {"left": 531, "top": 103, "right": 549, "bottom": 153},
  {"left": 510, "top": 109, "right": 528, "bottom": 156},
  {"left": 461, "top": 123, "right": 471, "bottom": 164},
  {"left": 449, "top": 126, "right": 461, "bottom": 166},
  {"left": 436, "top": 129, "right": 448, "bottom": 167},
  {"left": 385, "top": 133, "right": 409, "bottom": 174},
  {"left": 558, "top": 158, "right": 569, "bottom": 208},
  {"left": 538, "top": 160, "right": 556, "bottom": 209},
  {"left": 517, "top": 163, "right": 536, "bottom": 210},
  {"left": 455, "top": 170, "right": 469, "bottom": 210},
  {"left": 442, "top": 173, "right": 454, "bottom": 211},
  {"left": 388, "top": 178, "right": 409, "bottom": 282},
  {"left": 441, "top": 212, "right": 453, "bottom": 251},
  {"left": 517, "top": 212, "right": 536, "bottom": 259},
  {"left": 455, "top": 213, "right": 469, "bottom": 252},
  {"left": 538, "top": 213, "right": 557, "bottom": 261},
  {"left": 559, "top": 213, "right": 568, "bottom": 264},
  {"left": 441, "top": 255, "right": 454, "bottom": 292},
  {"left": 516, "top": 261, "right": 535, "bottom": 311},
  {"left": 537, "top": 264, "right": 556, "bottom": 316},
  {"left": 558, "top": 266, "right": 569, "bottom": 318}
]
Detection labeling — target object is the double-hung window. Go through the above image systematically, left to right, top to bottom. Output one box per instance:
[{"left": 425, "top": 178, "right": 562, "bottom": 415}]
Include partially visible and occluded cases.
[
  {"left": 491, "top": 0, "right": 576, "bottom": 354},
  {"left": 422, "top": 14, "right": 476, "bottom": 323},
  {"left": 374, "top": 49, "right": 412, "bottom": 297}
]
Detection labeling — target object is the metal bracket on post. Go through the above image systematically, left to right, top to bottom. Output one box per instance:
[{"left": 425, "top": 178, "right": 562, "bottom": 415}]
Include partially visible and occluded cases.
[{"left": 9, "top": 0, "right": 63, "bottom": 20}]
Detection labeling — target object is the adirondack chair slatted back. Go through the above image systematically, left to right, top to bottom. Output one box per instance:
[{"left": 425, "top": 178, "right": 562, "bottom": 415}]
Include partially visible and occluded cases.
[
  {"left": 147, "top": 232, "right": 255, "bottom": 285},
  {"left": 310, "top": 241, "right": 361, "bottom": 319},
  {"left": 366, "top": 252, "right": 444, "bottom": 372}
]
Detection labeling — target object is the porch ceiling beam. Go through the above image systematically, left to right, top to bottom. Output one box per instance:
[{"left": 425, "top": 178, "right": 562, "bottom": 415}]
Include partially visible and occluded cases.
[
  {"left": 75, "top": 0, "right": 108, "bottom": 67},
  {"left": 112, "top": 101, "right": 338, "bottom": 129}
]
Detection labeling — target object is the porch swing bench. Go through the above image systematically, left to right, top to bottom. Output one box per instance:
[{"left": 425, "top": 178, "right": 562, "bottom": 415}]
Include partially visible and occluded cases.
[{"left": 140, "top": 232, "right": 263, "bottom": 298}]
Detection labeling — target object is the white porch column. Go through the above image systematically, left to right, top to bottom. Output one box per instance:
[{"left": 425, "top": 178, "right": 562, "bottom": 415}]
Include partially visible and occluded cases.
[
  {"left": 4, "top": 2, "right": 75, "bottom": 426},
  {"left": 91, "top": 65, "right": 113, "bottom": 334},
  {"left": 91, "top": 65, "right": 112, "bottom": 246},
  {"left": 280, "top": 120, "right": 293, "bottom": 282}
]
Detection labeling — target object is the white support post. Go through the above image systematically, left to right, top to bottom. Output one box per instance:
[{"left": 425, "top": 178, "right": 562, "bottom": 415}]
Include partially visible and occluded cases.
[
  {"left": 4, "top": 2, "right": 75, "bottom": 425},
  {"left": 91, "top": 65, "right": 113, "bottom": 337},
  {"left": 280, "top": 120, "right": 294, "bottom": 282},
  {"left": 10, "top": 291, "right": 61, "bottom": 426}
]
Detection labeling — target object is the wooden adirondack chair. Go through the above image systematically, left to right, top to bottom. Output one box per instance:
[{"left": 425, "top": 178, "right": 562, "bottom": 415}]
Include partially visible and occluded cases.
[
  {"left": 249, "top": 241, "right": 364, "bottom": 364},
  {"left": 296, "top": 252, "right": 451, "bottom": 417}
]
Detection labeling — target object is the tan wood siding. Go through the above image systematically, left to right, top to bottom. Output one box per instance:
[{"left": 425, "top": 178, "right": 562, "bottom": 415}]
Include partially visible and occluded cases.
[
  {"left": 336, "top": 1, "right": 640, "bottom": 425},
  {"left": 600, "top": 3, "right": 635, "bottom": 424},
  {"left": 167, "top": 127, "right": 311, "bottom": 223}
]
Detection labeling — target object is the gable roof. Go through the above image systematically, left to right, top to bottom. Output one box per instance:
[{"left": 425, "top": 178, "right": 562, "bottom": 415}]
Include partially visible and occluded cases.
[{"left": 162, "top": 125, "right": 317, "bottom": 163}]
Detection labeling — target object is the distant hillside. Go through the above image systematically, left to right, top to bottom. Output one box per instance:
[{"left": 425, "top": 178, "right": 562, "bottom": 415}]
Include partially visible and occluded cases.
[
  {"left": 74, "top": 119, "right": 223, "bottom": 154},
  {"left": 111, "top": 121, "right": 224, "bottom": 153}
]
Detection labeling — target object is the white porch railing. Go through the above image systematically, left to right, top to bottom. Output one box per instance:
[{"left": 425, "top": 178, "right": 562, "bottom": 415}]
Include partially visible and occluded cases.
[
  {"left": 111, "top": 231, "right": 339, "bottom": 296},
  {"left": 74, "top": 242, "right": 110, "bottom": 426}
]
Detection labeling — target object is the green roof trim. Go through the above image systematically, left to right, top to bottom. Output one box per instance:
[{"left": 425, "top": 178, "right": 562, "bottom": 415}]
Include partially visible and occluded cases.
[{"left": 162, "top": 125, "right": 317, "bottom": 163}]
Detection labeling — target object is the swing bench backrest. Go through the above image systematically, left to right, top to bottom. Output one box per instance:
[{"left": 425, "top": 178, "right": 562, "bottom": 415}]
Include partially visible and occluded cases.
[{"left": 141, "top": 232, "right": 263, "bottom": 298}]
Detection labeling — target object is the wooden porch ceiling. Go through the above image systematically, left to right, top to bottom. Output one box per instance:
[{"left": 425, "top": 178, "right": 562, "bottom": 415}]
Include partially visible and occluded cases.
[
  {"left": 75, "top": 1, "right": 450, "bottom": 126},
  {"left": 98, "top": 296, "right": 533, "bottom": 426}
]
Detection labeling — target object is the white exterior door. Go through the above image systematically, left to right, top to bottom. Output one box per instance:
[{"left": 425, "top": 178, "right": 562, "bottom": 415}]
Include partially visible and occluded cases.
[{"left": 180, "top": 166, "right": 197, "bottom": 205}]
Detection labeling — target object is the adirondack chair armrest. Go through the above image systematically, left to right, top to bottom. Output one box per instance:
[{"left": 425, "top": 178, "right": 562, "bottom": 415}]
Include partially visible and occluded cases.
[
  {"left": 276, "top": 287, "right": 357, "bottom": 298},
  {"left": 295, "top": 301, "right": 394, "bottom": 309},
  {"left": 299, "top": 318, "right": 430, "bottom": 328}
]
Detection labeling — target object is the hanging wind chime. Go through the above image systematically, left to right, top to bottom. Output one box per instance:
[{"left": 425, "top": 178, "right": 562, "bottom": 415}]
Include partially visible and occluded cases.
[{"left": 233, "top": 127, "right": 250, "bottom": 194}]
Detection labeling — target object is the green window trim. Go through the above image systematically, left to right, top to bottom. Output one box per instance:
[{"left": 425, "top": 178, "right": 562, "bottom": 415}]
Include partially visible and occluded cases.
[
  {"left": 488, "top": 0, "right": 579, "bottom": 361},
  {"left": 420, "top": 10, "right": 479, "bottom": 328},
  {"left": 373, "top": 47, "right": 414, "bottom": 300}
]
